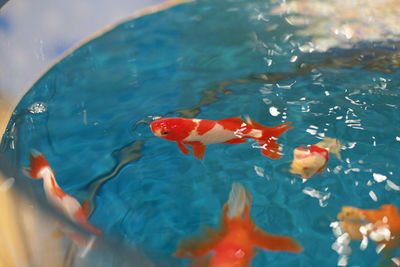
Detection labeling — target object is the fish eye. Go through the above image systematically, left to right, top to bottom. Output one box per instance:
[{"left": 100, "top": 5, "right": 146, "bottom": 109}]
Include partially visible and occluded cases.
[{"left": 163, "top": 131, "right": 169, "bottom": 135}]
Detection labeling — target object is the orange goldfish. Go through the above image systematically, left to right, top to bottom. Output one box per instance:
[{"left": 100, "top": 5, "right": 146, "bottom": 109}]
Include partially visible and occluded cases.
[
  {"left": 150, "top": 117, "right": 292, "bottom": 159},
  {"left": 290, "top": 137, "right": 341, "bottom": 179},
  {"left": 24, "top": 152, "right": 102, "bottom": 245},
  {"left": 174, "top": 183, "right": 303, "bottom": 266},
  {"left": 337, "top": 204, "right": 400, "bottom": 266}
]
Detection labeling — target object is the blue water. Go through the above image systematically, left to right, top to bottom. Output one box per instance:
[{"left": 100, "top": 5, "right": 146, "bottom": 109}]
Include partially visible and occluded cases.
[{"left": 2, "top": 0, "right": 400, "bottom": 266}]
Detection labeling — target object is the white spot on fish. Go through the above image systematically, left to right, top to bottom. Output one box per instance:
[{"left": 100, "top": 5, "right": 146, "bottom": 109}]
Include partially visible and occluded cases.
[{"left": 235, "top": 249, "right": 245, "bottom": 258}]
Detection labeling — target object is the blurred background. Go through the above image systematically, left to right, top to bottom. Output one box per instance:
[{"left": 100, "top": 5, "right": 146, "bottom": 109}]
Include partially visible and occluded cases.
[{"left": 0, "top": 0, "right": 188, "bottom": 134}]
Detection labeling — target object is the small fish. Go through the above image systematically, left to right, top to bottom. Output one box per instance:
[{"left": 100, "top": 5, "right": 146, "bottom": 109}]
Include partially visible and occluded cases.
[
  {"left": 150, "top": 116, "right": 292, "bottom": 159},
  {"left": 290, "top": 137, "right": 341, "bottom": 179},
  {"left": 24, "top": 152, "right": 102, "bottom": 242},
  {"left": 174, "top": 183, "right": 303, "bottom": 266},
  {"left": 337, "top": 204, "right": 400, "bottom": 266}
]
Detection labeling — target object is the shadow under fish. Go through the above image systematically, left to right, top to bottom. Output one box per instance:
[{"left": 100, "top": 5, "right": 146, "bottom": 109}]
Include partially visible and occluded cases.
[{"left": 85, "top": 140, "right": 144, "bottom": 217}]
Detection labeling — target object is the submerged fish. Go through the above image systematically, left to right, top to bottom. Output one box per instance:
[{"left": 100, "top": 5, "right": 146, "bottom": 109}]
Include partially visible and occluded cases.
[
  {"left": 150, "top": 116, "right": 292, "bottom": 159},
  {"left": 290, "top": 137, "right": 341, "bottom": 179},
  {"left": 24, "top": 152, "right": 102, "bottom": 245},
  {"left": 174, "top": 183, "right": 303, "bottom": 266},
  {"left": 337, "top": 204, "right": 400, "bottom": 266}
]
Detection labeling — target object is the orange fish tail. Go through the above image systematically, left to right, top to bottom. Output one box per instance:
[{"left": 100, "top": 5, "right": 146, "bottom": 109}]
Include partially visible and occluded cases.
[
  {"left": 248, "top": 119, "right": 292, "bottom": 159},
  {"left": 24, "top": 151, "right": 51, "bottom": 179}
]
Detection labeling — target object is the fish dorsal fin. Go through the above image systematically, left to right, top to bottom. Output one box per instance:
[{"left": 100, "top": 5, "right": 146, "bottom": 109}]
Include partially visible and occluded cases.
[
  {"left": 218, "top": 117, "right": 246, "bottom": 131},
  {"left": 245, "top": 117, "right": 265, "bottom": 129},
  {"left": 227, "top": 183, "right": 248, "bottom": 219}
]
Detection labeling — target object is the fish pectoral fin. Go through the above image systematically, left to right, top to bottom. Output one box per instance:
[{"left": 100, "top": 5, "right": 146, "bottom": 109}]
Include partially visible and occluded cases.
[
  {"left": 218, "top": 116, "right": 245, "bottom": 124},
  {"left": 224, "top": 138, "right": 247, "bottom": 144},
  {"left": 258, "top": 138, "right": 282, "bottom": 159},
  {"left": 177, "top": 141, "right": 190, "bottom": 155},
  {"left": 192, "top": 143, "right": 206, "bottom": 160},
  {"left": 82, "top": 199, "right": 89, "bottom": 217},
  {"left": 174, "top": 226, "right": 219, "bottom": 259},
  {"left": 251, "top": 228, "right": 303, "bottom": 253},
  {"left": 188, "top": 255, "right": 211, "bottom": 267}
]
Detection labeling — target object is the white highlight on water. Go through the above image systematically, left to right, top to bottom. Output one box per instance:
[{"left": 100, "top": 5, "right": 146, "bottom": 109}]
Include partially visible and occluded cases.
[
  {"left": 269, "top": 106, "right": 280, "bottom": 116},
  {"left": 253, "top": 165, "right": 264, "bottom": 177},
  {"left": 373, "top": 173, "right": 387, "bottom": 183},
  {"left": 386, "top": 180, "right": 400, "bottom": 191},
  {"left": 302, "top": 187, "right": 330, "bottom": 207},
  {"left": 369, "top": 190, "right": 378, "bottom": 202},
  {"left": 330, "top": 221, "right": 351, "bottom": 266}
]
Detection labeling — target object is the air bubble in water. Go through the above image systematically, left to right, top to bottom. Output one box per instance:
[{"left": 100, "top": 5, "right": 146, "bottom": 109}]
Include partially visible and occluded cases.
[{"left": 28, "top": 102, "right": 47, "bottom": 114}]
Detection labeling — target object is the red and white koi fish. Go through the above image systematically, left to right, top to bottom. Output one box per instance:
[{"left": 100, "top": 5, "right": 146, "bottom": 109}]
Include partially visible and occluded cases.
[
  {"left": 150, "top": 116, "right": 292, "bottom": 160},
  {"left": 290, "top": 137, "right": 341, "bottom": 179},
  {"left": 24, "top": 152, "right": 102, "bottom": 239},
  {"left": 174, "top": 183, "right": 303, "bottom": 266},
  {"left": 337, "top": 204, "right": 400, "bottom": 267}
]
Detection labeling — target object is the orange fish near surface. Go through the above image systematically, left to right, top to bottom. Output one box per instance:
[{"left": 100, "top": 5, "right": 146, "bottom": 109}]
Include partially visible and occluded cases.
[
  {"left": 150, "top": 116, "right": 292, "bottom": 159},
  {"left": 290, "top": 137, "right": 341, "bottom": 179},
  {"left": 24, "top": 152, "right": 102, "bottom": 245},
  {"left": 174, "top": 183, "right": 303, "bottom": 266},
  {"left": 337, "top": 204, "right": 400, "bottom": 266}
]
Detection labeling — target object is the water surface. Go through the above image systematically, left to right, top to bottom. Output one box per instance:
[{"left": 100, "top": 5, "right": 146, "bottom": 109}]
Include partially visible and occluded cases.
[{"left": 2, "top": 0, "right": 400, "bottom": 266}]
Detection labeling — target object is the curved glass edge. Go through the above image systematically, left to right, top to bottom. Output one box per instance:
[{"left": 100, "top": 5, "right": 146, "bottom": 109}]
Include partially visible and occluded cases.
[{"left": 0, "top": 153, "right": 160, "bottom": 267}]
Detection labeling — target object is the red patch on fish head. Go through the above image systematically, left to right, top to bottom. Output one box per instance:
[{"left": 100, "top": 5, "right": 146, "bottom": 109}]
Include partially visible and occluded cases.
[{"left": 150, "top": 118, "right": 196, "bottom": 141}]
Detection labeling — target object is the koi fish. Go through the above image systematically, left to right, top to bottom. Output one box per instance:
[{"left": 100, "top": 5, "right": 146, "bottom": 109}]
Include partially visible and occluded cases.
[
  {"left": 150, "top": 116, "right": 292, "bottom": 160},
  {"left": 290, "top": 137, "right": 341, "bottom": 179},
  {"left": 24, "top": 152, "right": 102, "bottom": 241},
  {"left": 174, "top": 183, "right": 303, "bottom": 266},
  {"left": 337, "top": 204, "right": 400, "bottom": 267}
]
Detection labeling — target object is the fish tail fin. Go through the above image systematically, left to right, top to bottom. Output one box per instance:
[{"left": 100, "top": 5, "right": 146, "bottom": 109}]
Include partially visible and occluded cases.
[
  {"left": 247, "top": 118, "right": 292, "bottom": 159},
  {"left": 316, "top": 137, "right": 342, "bottom": 160},
  {"left": 329, "top": 142, "right": 342, "bottom": 161},
  {"left": 23, "top": 150, "right": 52, "bottom": 179}
]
